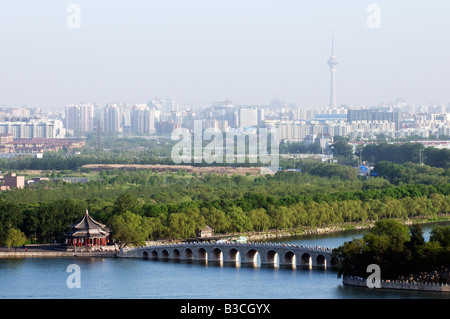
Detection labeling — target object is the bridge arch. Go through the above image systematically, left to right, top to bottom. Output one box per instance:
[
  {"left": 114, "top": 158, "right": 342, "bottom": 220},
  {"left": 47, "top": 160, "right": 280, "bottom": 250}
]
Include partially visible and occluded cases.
[
  {"left": 184, "top": 248, "right": 194, "bottom": 260},
  {"left": 197, "top": 248, "right": 207, "bottom": 262},
  {"left": 211, "top": 248, "right": 223, "bottom": 263},
  {"left": 227, "top": 248, "right": 240, "bottom": 265},
  {"left": 161, "top": 249, "right": 170, "bottom": 259},
  {"left": 173, "top": 249, "right": 181, "bottom": 259},
  {"left": 244, "top": 249, "right": 259, "bottom": 266},
  {"left": 265, "top": 250, "right": 279, "bottom": 268},
  {"left": 142, "top": 251, "right": 149, "bottom": 259},
  {"left": 283, "top": 251, "right": 296, "bottom": 268},
  {"left": 300, "top": 252, "right": 311, "bottom": 267},
  {"left": 315, "top": 254, "right": 326, "bottom": 268},
  {"left": 330, "top": 256, "right": 339, "bottom": 267}
]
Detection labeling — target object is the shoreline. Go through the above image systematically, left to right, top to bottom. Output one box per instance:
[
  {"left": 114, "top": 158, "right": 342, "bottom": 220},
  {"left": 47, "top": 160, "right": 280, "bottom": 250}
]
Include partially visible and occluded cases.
[
  {"left": 1, "top": 215, "right": 448, "bottom": 259},
  {"left": 0, "top": 244, "right": 118, "bottom": 258},
  {"left": 0, "top": 249, "right": 117, "bottom": 259},
  {"left": 342, "top": 275, "right": 450, "bottom": 293}
]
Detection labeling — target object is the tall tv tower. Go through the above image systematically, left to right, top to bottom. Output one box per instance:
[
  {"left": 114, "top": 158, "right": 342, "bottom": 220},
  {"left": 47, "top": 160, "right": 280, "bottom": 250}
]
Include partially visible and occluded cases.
[{"left": 327, "top": 28, "right": 338, "bottom": 108}]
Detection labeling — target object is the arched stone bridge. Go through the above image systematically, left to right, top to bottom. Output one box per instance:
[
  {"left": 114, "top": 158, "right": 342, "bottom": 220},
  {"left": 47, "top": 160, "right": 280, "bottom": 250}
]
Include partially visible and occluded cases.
[{"left": 119, "top": 242, "right": 338, "bottom": 268}]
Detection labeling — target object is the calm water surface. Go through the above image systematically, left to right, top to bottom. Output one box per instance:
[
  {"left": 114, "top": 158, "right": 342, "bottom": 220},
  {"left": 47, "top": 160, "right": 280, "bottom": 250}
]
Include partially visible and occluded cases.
[{"left": 1, "top": 222, "right": 449, "bottom": 299}]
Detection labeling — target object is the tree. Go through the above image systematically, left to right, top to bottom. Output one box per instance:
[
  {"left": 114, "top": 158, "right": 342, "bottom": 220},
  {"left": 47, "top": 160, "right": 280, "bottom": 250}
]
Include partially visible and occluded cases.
[
  {"left": 331, "top": 138, "right": 353, "bottom": 159},
  {"left": 362, "top": 143, "right": 425, "bottom": 165},
  {"left": 424, "top": 147, "right": 450, "bottom": 169},
  {"left": 112, "top": 193, "right": 139, "bottom": 215},
  {"left": 0, "top": 200, "right": 23, "bottom": 240},
  {"left": 269, "top": 206, "right": 295, "bottom": 230},
  {"left": 203, "top": 207, "right": 230, "bottom": 234},
  {"left": 227, "top": 207, "right": 252, "bottom": 233},
  {"left": 248, "top": 208, "right": 270, "bottom": 232},
  {"left": 109, "top": 211, "right": 146, "bottom": 248},
  {"left": 167, "top": 213, "right": 194, "bottom": 239},
  {"left": 141, "top": 216, "right": 167, "bottom": 240},
  {"left": 334, "top": 219, "right": 412, "bottom": 279},
  {"left": 365, "top": 219, "right": 410, "bottom": 249},
  {"left": 408, "top": 224, "right": 425, "bottom": 248},
  {"left": 430, "top": 226, "right": 450, "bottom": 248},
  {"left": 3, "top": 228, "right": 26, "bottom": 251},
  {"left": 334, "top": 238, "right": 367, "bottom": 278}
]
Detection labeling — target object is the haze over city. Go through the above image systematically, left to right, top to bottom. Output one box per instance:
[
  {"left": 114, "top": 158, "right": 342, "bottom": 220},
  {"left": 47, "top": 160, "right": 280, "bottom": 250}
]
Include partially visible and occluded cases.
[{"left": 1, "top": 0, "right": 449, "bottom": 111}]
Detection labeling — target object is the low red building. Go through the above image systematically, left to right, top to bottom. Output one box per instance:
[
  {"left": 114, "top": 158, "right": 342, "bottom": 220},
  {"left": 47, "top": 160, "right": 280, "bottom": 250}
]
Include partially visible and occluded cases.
[{"left": 1, "top": 174, "right": 25, "bottom": 189}]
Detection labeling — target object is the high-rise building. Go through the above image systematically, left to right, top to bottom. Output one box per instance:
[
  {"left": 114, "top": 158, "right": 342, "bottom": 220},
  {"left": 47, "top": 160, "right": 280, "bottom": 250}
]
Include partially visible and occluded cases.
[
  {"left": 205, "top": 101, "right": 237, "bottom": 127},
  {"left": 64, "top": 103, "right": 94, "bottom": 134},
  {"left": 79, "top": 103, "right": 94, "bottom": 132},
  {"left": 65, "top": 104, "right": 79, "bottom": 132},
  {"left": 104, "top": 104, "right": 121, "bottom": 132},
  {"left": 121, "top": 105, "right": 132, "bottom": 128},
  {"left": 130, "top": 106, "right": 156, "bottom": 134},
  {"left": 239, "top": 107, "right": 259, "bottom": 128},
  {"left": 347, "top": 109, "right": 401, "bottom": 130},
  {"left": 0, "top": 119, "right": 64, "bottom": 139}
]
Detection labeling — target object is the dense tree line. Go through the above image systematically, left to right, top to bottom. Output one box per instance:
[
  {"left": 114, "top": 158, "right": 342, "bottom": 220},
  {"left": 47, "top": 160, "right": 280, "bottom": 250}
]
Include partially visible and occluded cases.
[
  {"left": 279, "top": 141, "right": 323, "bottom": 154},
  {"left": 362, "top": 142, "right": 450, "bottom": 169},
  {"left": 1, "top": 158, "right": 450, "bottom": 246},
  {"left": 373, "top": 161, "right": 449, "bottom": 185},
  {"left": 1, "top": 177, "right": 449, "bottom": 245},
  {"left": 334, "top": 220, "right": 450, "bottom": 283}
]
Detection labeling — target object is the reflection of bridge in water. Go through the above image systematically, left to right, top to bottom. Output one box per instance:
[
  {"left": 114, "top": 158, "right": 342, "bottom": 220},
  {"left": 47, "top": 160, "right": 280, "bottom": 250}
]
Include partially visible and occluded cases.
[{"left": 119, "top": 242, "right": 338, "bottom": 268}]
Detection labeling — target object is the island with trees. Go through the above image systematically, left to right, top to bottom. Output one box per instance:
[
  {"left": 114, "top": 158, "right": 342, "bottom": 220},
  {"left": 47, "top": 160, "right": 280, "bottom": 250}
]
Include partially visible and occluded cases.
[{"left": 334, "top": 219, "right": 450, "bottom": 291}]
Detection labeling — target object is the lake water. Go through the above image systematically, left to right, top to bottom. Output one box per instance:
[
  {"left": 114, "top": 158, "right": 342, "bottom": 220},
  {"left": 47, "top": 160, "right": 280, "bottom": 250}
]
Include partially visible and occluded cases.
[{"left": 1, "top": 222, "right": 449, "bottom": 299}]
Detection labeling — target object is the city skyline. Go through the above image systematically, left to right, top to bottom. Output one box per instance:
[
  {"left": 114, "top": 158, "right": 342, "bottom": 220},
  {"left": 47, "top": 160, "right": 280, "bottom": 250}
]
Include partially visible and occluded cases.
[{"left": 0, "top": 1, "right": 449, "bottom": 111}]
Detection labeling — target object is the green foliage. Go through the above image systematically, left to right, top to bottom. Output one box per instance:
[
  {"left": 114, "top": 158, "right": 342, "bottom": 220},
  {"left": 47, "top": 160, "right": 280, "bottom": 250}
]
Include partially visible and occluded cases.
[
  {"left": 331, "top": 138, "right": 354, "bottom": 159},
  {"left": 279, "top": 141, "right": 323, "bottom": 154},
  {"left": 362, "top": 143, "right": 423, "bottom": 165},
  {"left": 363, "top": 143, "right": 449, "bottom": 169},
  {"left": 424, "top": 147, "right": 450, "bottom": 169},
  {"left": 0, "top": 157, "right": 449, "bottom": 244},
  {"left": 297, "top": 161, "right": 358, "bottom": 180},
  {"left": 373, "top": 161, "right": 448, "bottom": 185},
  {"left": 109, "top": 211, "right": 147, "bottom": 248},
  {"left": 334, "top": 222, "right": 450, "bottom": 281},
  {"left": 430, "top": 226, "right": 450, "bottom": 247},
  {"left": 3, "top": 228, "right": 26, "bottom": 251}
]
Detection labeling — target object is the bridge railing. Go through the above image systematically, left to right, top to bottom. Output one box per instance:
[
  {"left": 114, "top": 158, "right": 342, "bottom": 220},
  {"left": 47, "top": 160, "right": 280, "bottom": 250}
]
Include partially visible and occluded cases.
[{"left": 131, "top": 241, "right": 333, "bottom": 253}]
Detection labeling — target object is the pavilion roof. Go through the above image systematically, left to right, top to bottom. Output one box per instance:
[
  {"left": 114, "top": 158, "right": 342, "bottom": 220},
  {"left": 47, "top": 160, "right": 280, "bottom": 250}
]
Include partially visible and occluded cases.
[{"left": 65, "top": 210, "right": 110, "bottom": 238}]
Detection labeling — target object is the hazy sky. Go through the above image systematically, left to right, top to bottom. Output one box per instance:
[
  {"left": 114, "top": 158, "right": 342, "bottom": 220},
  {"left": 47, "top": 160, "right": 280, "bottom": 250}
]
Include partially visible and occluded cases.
[{"left": 0, "top": 0, "right": 449, "bottom": 112}]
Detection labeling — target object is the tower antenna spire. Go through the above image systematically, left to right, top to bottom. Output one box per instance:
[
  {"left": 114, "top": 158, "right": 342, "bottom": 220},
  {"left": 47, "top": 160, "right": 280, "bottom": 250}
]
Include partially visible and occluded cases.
[{"left": 331, "top": 26, "right": 335, "bottom": 56}]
